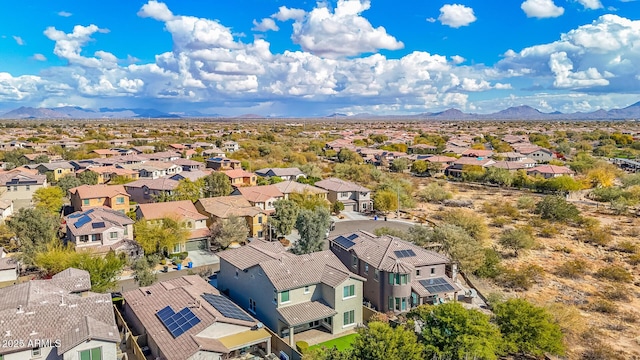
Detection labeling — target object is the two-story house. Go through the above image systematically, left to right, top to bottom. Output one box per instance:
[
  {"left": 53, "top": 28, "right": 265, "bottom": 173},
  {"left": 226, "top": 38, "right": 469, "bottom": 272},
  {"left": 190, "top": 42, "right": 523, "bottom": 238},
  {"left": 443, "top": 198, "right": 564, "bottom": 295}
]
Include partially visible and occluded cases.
[
  {"left": 222, "top": 140, "right": 239, "bottom": 153},
  {"left": 206, "top": 157, "right": 241, "bottom": 171},
  {"left": 172, "top": 158, "right": 205, "bottom": 172},
  {"left": 35, "top": 161, "right": 75, "bottom": 181},
  {"left": 120, "top": 161, "right": 183, "bottom": 179},
  {"left": 79, "top": 166, "right": 140, "bottom": 184},
  {"left": 255, "top": 168, "right": 306, "bottom": 181},
  {"left": 0, "top": 169, "right": 47, "bottom": 206},
  {"left": 223, "top": 169, "right": 257, "bottom": 187},
  {"left": 124, "top": 178, "right": 180, "bottom": 204},
  {"left": 314, "top": 178, "right": 372, "bottom": 212},
  {"left": 273, "top": 181, "right": 328, "bottom": 202},
  {"left": 68, "top": 184, "right": 130, "bottom": 213},
  {"left": 231, "top": 185, "right": 284, "bottom": 214},
  {"left": 195, "top": 196, "right": 267, "bottom": 239},
  {"left": 136, "top": 200, "right": 210, "bottom": 252},
  {"left": 64, "top": 207, "right": 141, "bottom": 258},
  {"left": 329, "top": 231, "right": 458, "bottom": 313},
  {"left": 217, "top": 240, "right": 365, "bottom": 346},
  {"left": 0, "top": 268, "right": 120, "bottom": 360},
  {"left": 122, "top": 275, "right": 272, "bottom": 360}
]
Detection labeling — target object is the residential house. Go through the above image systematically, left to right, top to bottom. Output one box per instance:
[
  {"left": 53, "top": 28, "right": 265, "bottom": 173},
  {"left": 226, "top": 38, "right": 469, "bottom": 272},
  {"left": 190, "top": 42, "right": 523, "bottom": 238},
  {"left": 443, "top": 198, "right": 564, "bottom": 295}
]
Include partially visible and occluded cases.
[
  {"left": 222, "top": 140, "right": 239, "bottom": 153},
  {"left": 189, "top": 141, "right": 216, "bottom": 149},
  {"left": 168, "top": 143, "right": 187, "bottom": 151},
  {"left": 408, "top": 144, "right": 439, "bottom": 154},
  {"left": 131, "top": 145, "right": 155, "bottom": 154},
  {"left": 202, "top": 147, "right": 227, "bottom": 158},
  {"left": 518, "top": 147, "right": 555, "bottom": 163},
  {"left": 91, "top": 149, "right": 120, "bottom": 158},
  {"left": 461, "top": 149, "right": 494, "bottom": 158},
  {"left": 140, "top": 151, "right": 182, "bottom": 162},
  {"left": 496, "top": 152, "right": 527, "bottom": 162},
  {"left": 206, "top": 157, "right": 241, "bottom": 171},
  {"left": 444, "top": 157, "right": 496, "bottom": 177},
  {"left": 173, "top": 158, "right": 205, "bottom": 172},
  {"left": 488, "top": 160, "right": 537, "bottom": 171},
  {"left": 35, "top": 161, "right": 75, "bottom": 181},
  {"left": 120, "top": 161, "right": 183, "bottom": 179},
  {"left": 527, "top": 165, "right": 575, "bottom": 179},
  {"left": 79, "top": 166, "right": 140, "bottom": 184},
  {"left": 255, "top": 167, "right": 306, "bottom": 181},
  {"left": 0, "top": 169, "right": 47, "bottom": 205},
  {"left": 169, "top": 169, "right": 213, "bottom": 182},
  {"left": 224, "top": 169, "right": 257, "bottom": 187},
  {"left": 124, "top": 178, "right": 180, "bottom": 204},
  {"left": 315, "top": 178, "right": 372, "bottom": 212},
  {"left": 273, "top": 180, "right": 328, "bottom": 202},
  {"left": 68, "top": 184, "right": 130, "bottom": 213},
  {"left": 231, "top": 185, "right": 285, "bottom": 214},
  {"left": 195, "top": 196, "right": 268, "bottom": 239},
  {"left": 0, "top": 199, "right": 14, "bottom": 222},
  {"left": 136, "top": 200, "right": 210, "bottom": 252},
  {"left": 64, "top": 207, "right": 140, "bottom": 258},
  {"left": 329, "top": 231, "right": 458, "bottom": 313},
  {"left": 217, "top": 240, "right": 365, "bottom": 346},
  {"left": 0, "top": 247, "right": 18, "bottom": 283},
  {"left": 0, "top": 268, "right": 120, "bottom": 360},
  {"left": 122, "top": 275, "right": 272, "bottom": 360}
]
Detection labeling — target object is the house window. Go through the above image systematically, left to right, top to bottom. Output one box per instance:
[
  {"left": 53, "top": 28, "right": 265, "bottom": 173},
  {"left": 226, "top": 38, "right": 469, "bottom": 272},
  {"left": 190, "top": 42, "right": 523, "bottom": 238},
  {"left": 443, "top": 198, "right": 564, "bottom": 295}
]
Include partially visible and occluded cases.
[
  {"left": 57, "top": 169, "right": 62, "bottom": 174},
  {"left": 26, "top": 185, "right": 30, "bottom": 191},
  {"left": 6, "top": 186, "right": 10, "bottom": 192},
  {"left": 13, "top": 186, "right": 17, "bottom": 191},
  {"left": 340, "top": 192, "right": 349, "bottom": 198},
  {"left": 115, "top": 197, "right": 125, "bottom": 204},
  {"left": 83, "top": 199, "right": 90, "bottom": 206},
  {"left": 258, "top": 216, "right": 262, "bottom": 224},
  {"left": 124, "top": 227, "right": 128, "bottom": 236},
  {"left": 257, "top": 231, "right": 263, "bottom": 238},
  {"left": 110, "top": 232, "right": 118, "bottom": 239},
  {"left": 91, "top": 234, "right": 99, "bottom": 242},
  {"left": 80, "top": 235, "right": 89, "bottom": 242},
  {"left": 173, "top": 243, "right": 181, "bottom": 253},
  {"left": 351, "top": 255, "right": 357, "bottom": 268},
  {"left": 364, "top": 264, "right": 369, "bottom": 274},
  {"left": 431, "top": 268, "right": 435, "bottom": 275},
  {"left": 235, "top": 269, "right": 239, "bottom": 279},
  {"left": 374, "top": 269, "right": 379, "bottom": 281},
  {"left": 416, "top": 269, "right": 421, "bottom": 277},
  {"left": 389, "top": 273, "right": 409, "bottom": 285},
  {"left": 343, "top": 284, "right": 355, "bottom": 299},
  {"left": 304, "top": 285, "right": 310, "bottom": 294},
  {"left": 273, "top": 290, "right": 277, "bottom": 303},
  {"left": 281, "top": 290, "right": 290, "bottom": 303},
  {"left": 388, "top": 297, "right": 393, "bottom": 311},
  {"left": 401, "top": 297, "right": 407, "bottom": 311},
  {"left": 249, "top": 298, "right": 256, "bottom": 313},
  {"left": 395, "top": 298, "right": 401, "bottom": 311},
  {"left": 343, "top": 310, "right": 355, "bottom": 327},
  {"left": 79, "top": 347, "right": 102, "bottom": 360}
]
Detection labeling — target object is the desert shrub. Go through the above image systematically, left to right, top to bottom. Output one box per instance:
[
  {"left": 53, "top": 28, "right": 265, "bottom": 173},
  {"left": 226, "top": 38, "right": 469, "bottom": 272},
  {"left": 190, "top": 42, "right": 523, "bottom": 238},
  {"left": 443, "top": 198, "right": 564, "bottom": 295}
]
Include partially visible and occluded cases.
[
  {"left": 418, "top": 182, "right": 452, "bottom": 203},
  {"left": 590, "top": 186, "right": 627, "bottom": 202},
  {"left": 516, "top": 195, "right": 536, "bottom": 210},
  {"left": 535, "top": 195, "right": 581, "bottom": 222},
  {"left": 481, "top": 200, "right": 519, "bottom": 218},
  {"left": 440, "top": 209, "right": 488, "bottom": 241},
  {"left": 491, "top": 216, "right": 509, "bottom": 228},
  {"left": 577, "top": 216, "right": 600, "bottom": 229},
  {"left": 539, "top": 224, "right": 560, "bottom": 238},
  {"left": 577, "top": 226, "right": 613, "bottom": 246},
  {"left": 499, "top": 227, "right": 536, "bottom": 256},
  {"left": 615, "top": 240, "right": 638, "bottom": 254},
  {"left": 552, "top": 245, "right": 573, "bottom": 254},
  {"left": 473, "top": 248, "right": 503, "bottom": 279},
  {"left": 627, "top": 253, "right": 640, "bottom": 265},
  {"left": 556, "top": 259, "right": 589, "bottom": 279},
  {"left": 498, "top": 264, "right": 544, "bottom": 290},
  {"left": 595, "top": 265, "right": 633, "bottom": 283},
  {"left": 601, "top": 285, "right": 631, "bottom": 302},
  {"left": 589, "top": 300, "right": 619, "bottom": 314},
  {"left": 581, "top": 342, "right": 626, "bottom": 360}
]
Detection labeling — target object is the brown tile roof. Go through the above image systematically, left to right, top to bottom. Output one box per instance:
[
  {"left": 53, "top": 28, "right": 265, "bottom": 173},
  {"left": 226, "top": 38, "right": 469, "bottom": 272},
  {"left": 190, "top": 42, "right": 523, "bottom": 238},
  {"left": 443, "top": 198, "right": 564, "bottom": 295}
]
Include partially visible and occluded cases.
[
  {"left": 92, "top": 149, "right": 119, "bottom": 155},
  {"left": 461, "top": 149, "right": 494, "bottom": 157},
  {"left": 424, "top": 155, "right": 457, "bottom": 163},
  {"left": 452, "top": 157, "right": 495, "bottom": 167},
  {"left": 83, "top": 165, "right": 138, "bottom": 177},
  {"left": 527, "top": 165, "right": 575, "bottom": 175},
  {"left": 255, "top": 167, "right": 304, "bottom": 177},
  {"left": 0, "top": 169, "right": 46, "bottom": 186},
  {"left": 222, "top": 169, "right": 255, "bottom": 179},
  {"left": 124, "top": 177, "right": 180, "bottom": 191},
  {"left": 314, "top": 177, "right": 370, "bottom": 193},
  {"left": 273, "top": 181, "right": 327, "bottom": 196},
  {"left": 68, "top": 184, "right": 128, "bottom": 199},
  {"left": 234, "top": 185, "right": 284, "bottom": 203},
  {"left": 196, "top": 196, "right": 265, "bottom": 218},
  {"left": 138, "top": 200, "right": 207, "bottom": 221},
  {"left": 64, "top": 206, "right": 134, "bottom": 237},
  {"left": 217, "top": 240, "right": 289, "bottom": 270},
  {"left": 0, "top": 268, "right": 118, "bottom": 356},
  {"left": 122, "top": 275, "right": 263, "bottom": 360},
  {"left": 277, "top": 300, "right": 337, "bottom": 327}
]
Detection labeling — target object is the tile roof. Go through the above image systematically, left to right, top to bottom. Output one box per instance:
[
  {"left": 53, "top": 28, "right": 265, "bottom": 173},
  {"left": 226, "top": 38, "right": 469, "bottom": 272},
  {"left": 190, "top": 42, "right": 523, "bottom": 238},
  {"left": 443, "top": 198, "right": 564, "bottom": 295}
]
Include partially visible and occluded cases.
[
  {"left": 424, "top": 155, "right": 457, "bottom": 163},
  {"left": 452, "top": 157, "right": 495, "bottom": 167},
  {"left": 36, "top": 161, "right": 75, "bottom": 171},
  {"left": 83, "top": 165, "right": 138, "bottom": 177},
  {"left": 527, "top": 165, "right": 575, "bottom": 175},
  {"left": 255, "top": 168, "right": 304, "bottom": 177},
  {"left": 0, "top": 169, "right": 46, "bottom": 186},
  {"left": 170, "top": 169, "right": 213, "bottom": 182},
  {"left": 222, "top": 169, "right": 256, "bottom": 179},
  {"left": 124, "top": 177, "right": 180, "bottom": 191},
  {"left": 314, "top": 177, "right": 370, "bottom": 193},
  {"left": 273, "top": 181, "right": 327, "bottom": 196},
  {"left": 68, "top": 184, "right": 128, "bottom": 199},
  {"left": 234, "top": 185, "right": 284, "bottom": 203},
  {"left": 196, "top": 196, "right": 265, "bottom": 218},
  {"left": 138, "top": 200, "right": 207, "bottom": 221},
  {"left": 64, "top": 207, "right": 134, "bottom": 237},
  {"left": 329, "top": 231, "right": 451, "bottom": 273},
  {"left": 217, "top": 240, "right": 290, "bottom": 270},
  {"left": 0, "top": 268, "right": 118, "bottom": 356},
  {"left": 123, "top": 276, "right": 264, "bottom": 360},
  {"left": 277, "top": 300, "right": 337, "bottom": 327}
]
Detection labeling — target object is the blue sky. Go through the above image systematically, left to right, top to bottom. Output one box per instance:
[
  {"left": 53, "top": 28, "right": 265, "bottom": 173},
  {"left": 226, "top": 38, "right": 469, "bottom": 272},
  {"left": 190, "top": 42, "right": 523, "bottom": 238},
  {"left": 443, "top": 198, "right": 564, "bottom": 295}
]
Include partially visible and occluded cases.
[{"left": 1, "top": 0, "right": 639, "bottom": 116}]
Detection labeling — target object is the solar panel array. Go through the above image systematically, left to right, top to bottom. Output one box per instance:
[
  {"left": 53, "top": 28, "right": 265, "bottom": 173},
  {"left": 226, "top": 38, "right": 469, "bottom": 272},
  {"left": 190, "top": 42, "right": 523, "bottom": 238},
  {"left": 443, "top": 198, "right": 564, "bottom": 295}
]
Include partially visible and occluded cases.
[
  {"left": 74, "top": 215, "right": 92, "bottom": 228},
  {"left": 92, "top": 222, "right": 106, "bottom": 229},
  {"left": 347, "top": 234, "right": 359, "bottom": 240},
  {"left": 333, "top": 236, "right": 355, "bottom": 249},
  {"left": 394, "top": 249, "right": 416, "bottom": 258},
  {"left": 419, "top": 278, "right": 455, "bottom": 294},
  {"left": 201, "top": 293, "right": 254, "bottom": 322},
  {"left": 156, "top": 306, "right": 201, "bottom": 338}
]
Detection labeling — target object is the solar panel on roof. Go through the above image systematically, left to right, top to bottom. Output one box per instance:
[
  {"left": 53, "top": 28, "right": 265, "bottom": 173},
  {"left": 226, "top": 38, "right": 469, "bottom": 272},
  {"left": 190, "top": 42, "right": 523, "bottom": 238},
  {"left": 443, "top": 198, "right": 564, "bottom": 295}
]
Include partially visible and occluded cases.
[
  {"left": 68, "top": 212, "right": 84, "bottom": 219},
  {"left": 74, "top": 215, "right": 92, "bottom": 228},
  {"left": 91, "top": 222, "right": 106, "bottom": 229},
  {"left": 347, "top": 234, "right": 359, "bottom": 240},
  {"left": 334, "top": 236, "right": 355, "bottom": 249},
  {"left": 394, "top": 249, "right": 417, "bottom": 258},
  {"left": 419, "top": 278, "right": 455, "bottom": 294},
  {"left": 201, "top": 293, "right": 254, "bottom": 322},
  {"left": 156, "top": 305, "right": 201, "bottom": 338}
]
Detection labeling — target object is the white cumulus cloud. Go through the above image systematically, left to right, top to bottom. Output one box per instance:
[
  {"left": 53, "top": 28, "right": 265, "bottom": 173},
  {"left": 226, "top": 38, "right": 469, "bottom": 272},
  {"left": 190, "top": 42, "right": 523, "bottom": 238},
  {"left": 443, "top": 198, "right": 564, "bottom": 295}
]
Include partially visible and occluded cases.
[
  {"left": 137, "top": 0, "right": 174, "bottom": 21},
  {"left": 521, "top": 0, "right": 564, "bottom": 18},
  {"left": 576, "top": 0, "right": 603, "bottom": 10},
  {"left": 438, "top": 4, "right": 477, "bottom": 28},
  {"left": 272, "top": 6, "right": 306, "bottom": 21},
  {"left": 57, "top": 11, "right": 72, "bottom": 17},
  {"left": 252, "top": 18, "right": 279, "bottom": 32},
  {"left": 12, "top": 36, "right": 24, "bottom": 45},
  {"left": 32, "top": 54, "right": 47, "bottom": 61}
]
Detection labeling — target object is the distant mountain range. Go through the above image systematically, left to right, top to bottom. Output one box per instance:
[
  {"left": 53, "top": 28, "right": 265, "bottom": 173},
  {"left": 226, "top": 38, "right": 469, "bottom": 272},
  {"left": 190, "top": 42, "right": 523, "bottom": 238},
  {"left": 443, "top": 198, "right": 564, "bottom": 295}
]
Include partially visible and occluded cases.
[{"left": 1, "top": 101, "right": 640, "bottom": 120}]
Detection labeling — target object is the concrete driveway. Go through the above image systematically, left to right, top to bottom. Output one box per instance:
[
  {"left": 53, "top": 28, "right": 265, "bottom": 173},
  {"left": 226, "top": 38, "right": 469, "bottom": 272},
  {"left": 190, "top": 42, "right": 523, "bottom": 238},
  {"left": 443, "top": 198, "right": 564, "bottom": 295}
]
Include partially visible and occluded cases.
[{"left": 187, "top": 250, "right": 219, "bottom": 267}]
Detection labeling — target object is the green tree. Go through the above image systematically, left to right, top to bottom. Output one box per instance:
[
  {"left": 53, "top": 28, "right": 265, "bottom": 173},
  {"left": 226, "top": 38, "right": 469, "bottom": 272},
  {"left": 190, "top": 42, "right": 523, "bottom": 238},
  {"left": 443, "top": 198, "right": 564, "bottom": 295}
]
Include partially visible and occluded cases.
[
  {"left": 337, "top": 148, "right": 363, "bottom": 164},
  {"left": 33, "top": 154, "right": 49, "bottom": 164},
  {"left": 389, "top": 158, "right": 410, "bottom": 172},
  {"left": 411, "top": 160, "right": 428, "bottom": 175},
  {"left": 483, "top": 167, "right": 513, "bottom": 187},
  {"left": 77, "top": 170, "right": 99, "bottom": 185},
  {"left": 203, "top": 172, "right": 232, "bottom": 197},
  {"left": 57, "top": 174, "right": 83, "bottom": 193},
  {"left": 537, "top": 175, "right": 582, "bottom": 193},
  {"left": 173, "top": 178, "right": 204, "bottom": 202},
  {"left": 417, "top": 182, "right": 452, "bottom": 203},
  {"left": 33, "top": 186, "right": 65, "bottom": 215},
  {"left": 373, "top": 190, "right": 398, "bottom": 213},
  {"left": 289, "top": 191, "right": 330, "bottom": 210},
  {"left": 534, "top": 196, "right": 580, "bottom": 222},
  {"left": 270, "top": 199, "right": 299, "bottom": 237},
  {"left": 332, "top": 201, "right": 345, "bottom": 215},
  {"left": 292, "top": 207, "right": 331, "bottom": 254},
  {"left": 8, "top": 208, "right": 59, "bottom": 266},
  {"left": 440, "top": 209, "right": 488, "bottom": 241},
  {"left": 210, "top": 216, "right": 249, "bottom": 249},
  {"left": 133, "top": 217, "right": 189, "bottom": 255},
  {"left": 432, "top": 224, "right": 485, "bottom": 272},
  {"left": 499, "top": 228, "right": 536, "bottom": 256},
  {"left": 72, "top": 250, "right": 126, "bottom": 293},
  {"left": 132, "top": 257, "right": 158, "bottom": 287},
  {"left": 494, "top": 299, "right": 565, "bottom": 357},
  {"left": 409, "top": 303, "right": 504, "bottom": 360},
  {"left": 351, "top": 322, "right": 424, "bottom": 360}
]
